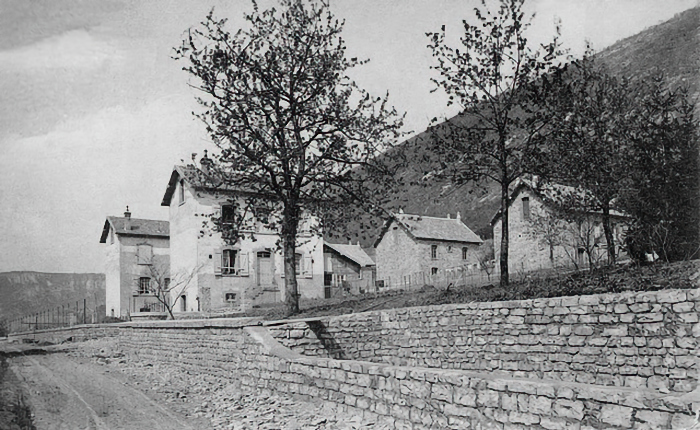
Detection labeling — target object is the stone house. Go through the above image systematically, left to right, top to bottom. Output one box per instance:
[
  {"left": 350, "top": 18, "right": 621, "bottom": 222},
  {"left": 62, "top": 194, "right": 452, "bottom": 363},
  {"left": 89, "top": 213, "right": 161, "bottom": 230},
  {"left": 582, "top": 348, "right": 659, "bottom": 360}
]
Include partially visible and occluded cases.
[
  {"left": 161, "top": 164, "right": 324, "bottom": 314},
  {"left": 491, "top": 178, "right": 629, "bottom": 273},
  {"left": 99, "top": 207, "right": 169, "bottom": 318},
  {"left": 374, "top": 211, "right": 483, "bottom": 288},
  {"left": 323, "top": 241, "right": 375, "bottom": 297}
]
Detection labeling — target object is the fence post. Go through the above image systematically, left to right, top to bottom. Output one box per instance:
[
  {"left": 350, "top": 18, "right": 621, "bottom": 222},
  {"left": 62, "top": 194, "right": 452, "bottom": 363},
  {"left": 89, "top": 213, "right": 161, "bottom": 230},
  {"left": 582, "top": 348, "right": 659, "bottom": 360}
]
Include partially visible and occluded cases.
[{"left": 83, "top": 299, "right": 87, "bottom": 325}]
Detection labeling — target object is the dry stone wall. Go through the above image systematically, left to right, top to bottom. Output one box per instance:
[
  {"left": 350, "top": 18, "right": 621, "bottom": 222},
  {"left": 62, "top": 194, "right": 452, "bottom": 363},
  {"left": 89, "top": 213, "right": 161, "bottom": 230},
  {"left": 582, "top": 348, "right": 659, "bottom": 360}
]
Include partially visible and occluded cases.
[
  {"left": 295, "top": 288, "right": 700, "bottom": 394},
  {"left": 115, "top": 320, "right": 698, "bottom": 429}
]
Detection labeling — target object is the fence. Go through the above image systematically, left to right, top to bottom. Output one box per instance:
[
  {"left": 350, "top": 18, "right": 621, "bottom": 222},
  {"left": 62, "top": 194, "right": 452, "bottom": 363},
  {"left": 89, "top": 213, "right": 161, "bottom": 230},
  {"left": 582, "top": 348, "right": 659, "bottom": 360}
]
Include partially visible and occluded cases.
[
  {"left": 376, "top": 261, "right": 587, "bottom": 294},
  {"left": 2, "top": 297, "right": 109, "bottom": 335}
]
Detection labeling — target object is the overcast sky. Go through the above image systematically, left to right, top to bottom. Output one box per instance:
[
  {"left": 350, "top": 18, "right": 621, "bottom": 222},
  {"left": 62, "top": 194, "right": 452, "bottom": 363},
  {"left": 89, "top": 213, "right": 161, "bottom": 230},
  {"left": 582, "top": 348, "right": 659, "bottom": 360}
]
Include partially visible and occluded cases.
[{"left": 0, "top": 0, "right": 698, "bottom": 274}]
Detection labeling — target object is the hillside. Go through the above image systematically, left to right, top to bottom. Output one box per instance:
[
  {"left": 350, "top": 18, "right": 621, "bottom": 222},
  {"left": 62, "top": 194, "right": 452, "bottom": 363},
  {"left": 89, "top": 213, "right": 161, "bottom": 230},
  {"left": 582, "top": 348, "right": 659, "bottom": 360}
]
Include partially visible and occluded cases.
[
  {"left": 336, "top": 6, "right": 700, "bottom": 249},
  {"left": 0, "top": 272, "right": 105, "bottom": 322}
]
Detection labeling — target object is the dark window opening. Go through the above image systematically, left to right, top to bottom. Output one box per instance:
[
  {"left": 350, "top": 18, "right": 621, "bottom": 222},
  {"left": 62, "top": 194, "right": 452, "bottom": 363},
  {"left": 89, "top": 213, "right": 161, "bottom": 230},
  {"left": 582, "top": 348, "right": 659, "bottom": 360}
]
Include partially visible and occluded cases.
[
  {"left": 522, "top": 197, "right": 530, "bottom": 220},
  {"left": 221, "top": 205, "right": 236, "bottom": 224},
  {"left": 431, "top": 245, "right": 438, "bottom": 259},
  {"left": 462, "top": 247, "right": 468, "bottom": 260},
  {"left": 222, "top": 249, "right": 238, "bottom": 275},
  {"left": 431, "top": 267, "right": 438, "bottom": 275},
  {"left": 138, "top": 277, "right": 150, "bottom": 295},
  {"left": 225, "top": 292, "right": 237, "bottom": 303}
]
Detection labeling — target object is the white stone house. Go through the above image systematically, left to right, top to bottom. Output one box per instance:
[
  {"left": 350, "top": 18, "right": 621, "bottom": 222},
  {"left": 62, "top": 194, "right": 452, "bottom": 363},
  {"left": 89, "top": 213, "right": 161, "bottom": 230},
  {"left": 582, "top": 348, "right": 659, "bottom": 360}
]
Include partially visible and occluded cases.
[
  {"left": 161, "top": 165, "right": 324, "bottom": 313},
  {"left": 491, "top": 178, "right": 630, "bottom": 273},
  {"left": 99, "top": 208, "right": 169, "bottom": 318},
  {"left": 374, "top": 211, "right": 483, "bottom": 288}
]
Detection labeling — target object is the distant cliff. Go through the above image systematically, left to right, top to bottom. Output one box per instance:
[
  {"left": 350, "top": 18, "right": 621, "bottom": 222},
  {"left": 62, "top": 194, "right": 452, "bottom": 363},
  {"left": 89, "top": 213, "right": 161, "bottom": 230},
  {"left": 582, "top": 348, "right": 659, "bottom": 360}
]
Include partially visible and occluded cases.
[{"left": 0, "top": 272, "right": 105, "bottom": 322}]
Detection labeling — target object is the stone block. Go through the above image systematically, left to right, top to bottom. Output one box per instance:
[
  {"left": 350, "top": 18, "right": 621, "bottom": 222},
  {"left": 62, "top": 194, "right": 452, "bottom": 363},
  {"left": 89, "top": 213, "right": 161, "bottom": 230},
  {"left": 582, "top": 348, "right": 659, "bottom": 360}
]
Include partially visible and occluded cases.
[
  {"left": 657, "top": 290, "right": 687, "bottom": 304},
  {"left": 476, "top": 390, "right": 500, "bottom": 408},
  {"left": 529, "top": 395, "right": 552, "bottom": 415},
  {"left": 553, "top": 399, "right": 584, "bottom": 420},
  {"left": 599, "top": 405, "right": 633, "bottom": 427},
  {"left": 508, "top": 411, "right": 540, "bottom": 426}
]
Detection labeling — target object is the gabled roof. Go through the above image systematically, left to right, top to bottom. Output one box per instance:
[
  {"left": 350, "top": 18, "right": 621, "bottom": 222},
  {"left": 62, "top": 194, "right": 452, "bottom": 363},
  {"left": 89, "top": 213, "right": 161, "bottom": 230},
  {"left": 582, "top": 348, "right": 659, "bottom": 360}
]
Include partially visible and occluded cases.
[
  {"left": 161, "top": 164, "right": 273, "bottom": 206},
  {"left": 162, "top": 165, "right": 231, "bottom": 206},
  {"left": 490, "top": 177, "right": 629, "bottom": 225},
  {"left": 374, "top": 213, "right": 483, "bottom": 248},
  {"left": 99, "top": 217, "right": 169, "bottom": 243},
  {"left": 324, "top": 241, "right": 375, "bottom": 267}
]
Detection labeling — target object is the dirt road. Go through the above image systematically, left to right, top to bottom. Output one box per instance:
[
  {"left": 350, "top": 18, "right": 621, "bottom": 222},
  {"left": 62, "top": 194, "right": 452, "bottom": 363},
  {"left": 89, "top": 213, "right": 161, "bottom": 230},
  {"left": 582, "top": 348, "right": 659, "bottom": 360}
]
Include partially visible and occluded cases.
[{"left": 2, "top": 343, "right": 210, "bottom": 430}]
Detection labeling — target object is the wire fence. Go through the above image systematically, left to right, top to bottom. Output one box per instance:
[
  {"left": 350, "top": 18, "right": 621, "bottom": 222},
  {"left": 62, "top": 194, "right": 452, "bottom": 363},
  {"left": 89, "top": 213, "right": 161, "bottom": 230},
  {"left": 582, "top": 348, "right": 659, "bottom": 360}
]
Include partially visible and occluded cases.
[{"left": 2, "top": 296, "right": 114, "bottom": 335}]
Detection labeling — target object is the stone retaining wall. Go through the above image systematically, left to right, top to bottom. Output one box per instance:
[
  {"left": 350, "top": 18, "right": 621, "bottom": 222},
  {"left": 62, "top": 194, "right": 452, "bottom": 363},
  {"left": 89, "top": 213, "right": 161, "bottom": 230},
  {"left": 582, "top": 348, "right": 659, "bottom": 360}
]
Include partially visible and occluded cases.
[
  {"left": 272, "top": 288, "right": 700, "bottom": 394},
  {"left": 116, "top": 320, "right": 698, "bottom": 429},
  {"left": 7, "top": 324, "right": 120, "bottom": 344}
]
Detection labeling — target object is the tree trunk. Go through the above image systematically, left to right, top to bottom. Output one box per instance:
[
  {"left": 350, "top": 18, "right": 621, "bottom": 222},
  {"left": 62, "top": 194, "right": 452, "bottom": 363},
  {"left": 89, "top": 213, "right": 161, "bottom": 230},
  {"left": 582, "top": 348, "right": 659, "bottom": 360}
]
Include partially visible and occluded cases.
[
  {"left": 499, "top": 181, "right": 509, "bottom": 286},
  {"left": 601, "top": 204, "right": 616, "bottom": 265},
  {"left": 282, "top": 205, "right": 301, "bottom": 316}
]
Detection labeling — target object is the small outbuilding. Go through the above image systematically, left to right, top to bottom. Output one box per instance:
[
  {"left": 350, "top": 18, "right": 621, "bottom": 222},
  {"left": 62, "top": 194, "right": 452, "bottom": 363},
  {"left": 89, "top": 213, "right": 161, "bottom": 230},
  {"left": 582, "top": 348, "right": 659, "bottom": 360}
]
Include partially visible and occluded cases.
[{"left": 323, "top": 241, "right": 375, "bottom": 297}]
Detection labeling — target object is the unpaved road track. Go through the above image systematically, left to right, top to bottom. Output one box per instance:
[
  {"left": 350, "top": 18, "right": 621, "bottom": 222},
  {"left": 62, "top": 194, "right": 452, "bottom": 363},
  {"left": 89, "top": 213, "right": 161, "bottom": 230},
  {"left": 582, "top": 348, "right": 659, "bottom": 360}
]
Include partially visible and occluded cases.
[{"left": 5, "top": 345, "right": 209, "bottom": 430}]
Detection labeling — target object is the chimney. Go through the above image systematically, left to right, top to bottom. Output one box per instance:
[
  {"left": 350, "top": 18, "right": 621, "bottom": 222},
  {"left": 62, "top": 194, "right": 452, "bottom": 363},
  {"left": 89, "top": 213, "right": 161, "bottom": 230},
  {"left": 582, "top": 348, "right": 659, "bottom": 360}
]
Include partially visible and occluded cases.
[
  {"left": 200, "top": 149, "right": 212, "bottom": 176},
  {"left": 124, "top": 206, "right": 131, "bottom": 219},
  {"left": 456, "top": 211, "right": 461, "bottom": 221}
]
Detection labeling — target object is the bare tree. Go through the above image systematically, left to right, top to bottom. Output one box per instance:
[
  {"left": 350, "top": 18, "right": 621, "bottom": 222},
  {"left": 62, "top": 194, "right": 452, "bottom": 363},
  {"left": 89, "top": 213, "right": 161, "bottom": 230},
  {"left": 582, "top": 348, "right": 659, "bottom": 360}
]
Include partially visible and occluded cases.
[
  {"left": 175, "top": 0, "right": 405, "bottom": 315},
  {"left": 427, "top": 0, "right": 565, "bottom": 286},
  {"left": 476, "top": 238, "right": 495, "bottom": 281},
  {"left": 140, "top": 263, "right": 201, "bottom": 320}
]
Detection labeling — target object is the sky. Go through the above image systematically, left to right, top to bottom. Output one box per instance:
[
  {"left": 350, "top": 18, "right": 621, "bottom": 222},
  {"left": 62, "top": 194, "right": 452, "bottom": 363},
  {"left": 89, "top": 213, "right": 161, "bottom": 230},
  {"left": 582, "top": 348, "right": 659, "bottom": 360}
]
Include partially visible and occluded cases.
[{"left": 0, "top": 0, "right": 698, "bottom": 274}]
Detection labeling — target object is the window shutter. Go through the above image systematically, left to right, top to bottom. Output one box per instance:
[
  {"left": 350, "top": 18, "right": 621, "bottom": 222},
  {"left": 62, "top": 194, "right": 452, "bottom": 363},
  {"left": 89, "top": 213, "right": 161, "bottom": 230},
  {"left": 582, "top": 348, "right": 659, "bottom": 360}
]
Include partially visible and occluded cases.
[
  {"left": 214, "top": 251, "right": 222, "bottom": 276},
  {"left": 239, "top": 252, "right": 250, "bottom": 276},
  {"left": 303, "top": 255, "right": 313, "bottom": 278}
]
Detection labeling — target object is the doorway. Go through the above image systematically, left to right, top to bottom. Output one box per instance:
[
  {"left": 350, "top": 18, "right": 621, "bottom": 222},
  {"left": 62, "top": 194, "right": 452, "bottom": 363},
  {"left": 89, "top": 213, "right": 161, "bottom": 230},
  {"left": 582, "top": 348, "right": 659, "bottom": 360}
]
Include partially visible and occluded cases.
[{"left": 257, "top": 251, "right": 273, "bottom": 286}]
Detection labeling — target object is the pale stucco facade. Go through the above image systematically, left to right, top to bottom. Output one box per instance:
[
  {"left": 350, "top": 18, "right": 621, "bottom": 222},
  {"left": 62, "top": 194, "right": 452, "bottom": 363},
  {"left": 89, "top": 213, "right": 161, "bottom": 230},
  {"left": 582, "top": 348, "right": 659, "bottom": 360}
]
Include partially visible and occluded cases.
[
  {"left": 164, "top": 168, "right": 324, "bottom": 313},
  {"left": 101, "top": 215, "right": 169, "bottom": 318}
]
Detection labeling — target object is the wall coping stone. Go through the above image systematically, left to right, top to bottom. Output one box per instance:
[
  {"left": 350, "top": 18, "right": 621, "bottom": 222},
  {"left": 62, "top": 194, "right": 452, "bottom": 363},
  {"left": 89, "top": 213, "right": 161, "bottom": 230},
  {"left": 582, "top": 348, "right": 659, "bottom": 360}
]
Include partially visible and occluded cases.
[{"left": 120, "top": 317, "right": 263, "bottom": 329}]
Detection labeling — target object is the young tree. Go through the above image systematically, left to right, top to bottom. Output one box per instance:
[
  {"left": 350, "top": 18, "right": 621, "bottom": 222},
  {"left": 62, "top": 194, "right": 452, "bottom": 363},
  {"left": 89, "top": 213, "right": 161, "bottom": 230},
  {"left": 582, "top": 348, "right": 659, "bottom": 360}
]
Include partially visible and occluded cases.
[
  {"left": 175, "top": 0, "right": 404, "bottom": 315},
  {"left": 427, "top": 0, "right": 565, "bottom": 286},
  {"left": 538, "top": 55, "right": 636, "bottom": 265},
  {"left": 623, "top": 75, "right": 699, "bottom": 262},
  {"left": 141, "top": 263, "right": 200, "bottom": 320}
]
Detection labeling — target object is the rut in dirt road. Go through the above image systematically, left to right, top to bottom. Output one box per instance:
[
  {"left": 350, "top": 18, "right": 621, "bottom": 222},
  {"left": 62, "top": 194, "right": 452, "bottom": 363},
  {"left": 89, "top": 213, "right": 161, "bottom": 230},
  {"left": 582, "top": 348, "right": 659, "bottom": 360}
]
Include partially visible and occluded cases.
[{"left": 11, "top": 352, "right": 206, "bottom": 430}]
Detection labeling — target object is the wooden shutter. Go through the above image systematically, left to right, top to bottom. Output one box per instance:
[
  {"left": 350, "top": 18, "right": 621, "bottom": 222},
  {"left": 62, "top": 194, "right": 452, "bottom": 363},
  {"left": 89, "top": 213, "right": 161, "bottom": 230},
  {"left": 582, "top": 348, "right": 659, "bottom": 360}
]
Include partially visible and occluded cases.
[
  {"left": 214, "top": 251, "right": 222, "bottom": 276},
  {"left": 239, "top": 252, "right": 250, "bottom": 276},
  {"left": 303, "top": 255, "right": 313, "bottom": 278}
]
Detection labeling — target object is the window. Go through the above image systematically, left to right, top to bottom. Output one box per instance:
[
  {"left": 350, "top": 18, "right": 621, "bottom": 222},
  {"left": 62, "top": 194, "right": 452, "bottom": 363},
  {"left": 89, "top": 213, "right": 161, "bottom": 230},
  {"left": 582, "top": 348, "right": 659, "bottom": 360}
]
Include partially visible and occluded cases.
[
  {"left": 178, "top": 179, "right": 185, "bottom": 205},
  {"left": 522, "top": 197, "right": 530, "bottom": 220},
  {"left": 221, "top": 205, "right": 235, "bottom": 224},
  {"left": 137, "top": 244, "right": 153, "bottom": 265},
  {"left": 431, "top": 245, "right": 438, "bottom": 259},
  {"left": 447, "top": 246, "right": 452, "bottom": 253},
  {"left": 462, "top": 247, "right": 468, "bottom": 260},
  {"left": 222, "top": 249, "right": 238, "bottom": 275},
  {"left": 295, "top": 253, "right": 302, "bottom": 275},
  {"left": 431, "top": 267, "right": 438, "bottom": 275},
  {"left": 138, "top": 277, "right": 150, "bottom": 295},
  {"left": 164, "top": 278, "right": 171, "bottom": 289},
  {"left": 225, "top": 292, "right": 237, "bottom": 303}
]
